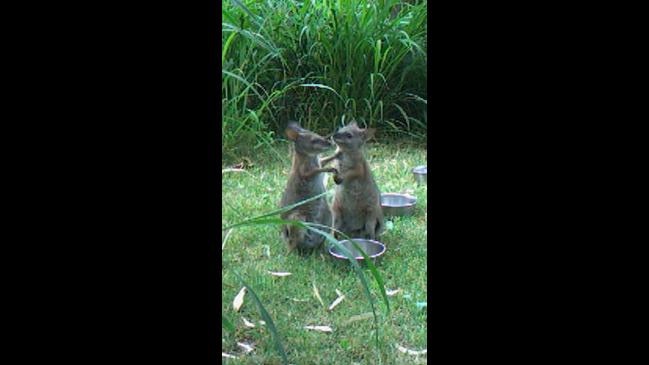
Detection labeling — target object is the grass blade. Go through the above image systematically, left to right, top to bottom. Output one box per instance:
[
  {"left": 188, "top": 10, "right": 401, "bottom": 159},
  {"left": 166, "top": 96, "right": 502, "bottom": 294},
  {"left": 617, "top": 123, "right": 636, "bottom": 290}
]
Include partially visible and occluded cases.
[
  {"left": 298, "top": 83, "right": 343, "bottom": 100},
  {"left": 222, "top": 190, "right": 331, "bottom": 231},
  {"left": 302, "top": 225, "right": 382, "bottom": 348},
  {"left": 233, "top": 271, "right": 288, "bottom": 365},
  {"left": 222, "top": 314, "right": 235, "bottom": 332}
]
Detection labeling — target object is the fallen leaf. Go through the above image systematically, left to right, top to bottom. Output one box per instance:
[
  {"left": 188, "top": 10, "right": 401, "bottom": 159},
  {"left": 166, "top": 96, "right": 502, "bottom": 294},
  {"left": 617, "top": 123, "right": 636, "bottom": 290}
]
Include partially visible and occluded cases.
[
  {"left": 222, "top": 168, "right": 246, "bottom": 173},
  {"left": 385, "top": 221, "right": 394, "bottom": 231},
  {"left": 268, "top": 271, "right": 292, "bottom": 277},
  {"left": 312, "top": 282, "right": 325, "bottom": 308},
  {"left": 233, "top": 287, "right": 246, "bottom": 311},
  {"left": 386, "top": 288, "right": 401, "bottom": 296},
  {"left": 335, "top": 289, "right": 344, "bottom": 297},
  {"left": 328, "top": 294, "right": 345, "bottom": 311},
  {"left": 290, "top": 298, "right": 309, "bottom": 302},
  {"left": 416, "top": 301, "right": 427, "bottom": 309},
  {"left": 343, "top": 312, "right": 374, "bottom": 325},
  {"left": 242, "top": 317, "right": 255, "bottom": 328},
  {"left": 258, "top": 320, "right": 266, "bottom": 325},
  {"left": 304, "top": 325, "right": 333, "bottom": 333},
  {"left": 237, "top": 342, "right": 254, "bottom": 353},
  {"left": 397, "top": 345, "right": 427, "bottom": 355},
  {"left": 222, "top": 352, "right": 237, "bottom": 359}
]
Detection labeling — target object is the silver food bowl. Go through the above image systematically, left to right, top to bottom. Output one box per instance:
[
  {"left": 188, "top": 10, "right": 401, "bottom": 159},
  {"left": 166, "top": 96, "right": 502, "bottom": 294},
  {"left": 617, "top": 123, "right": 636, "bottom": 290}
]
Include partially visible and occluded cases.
[
  {"left": 412, "top": 165, "right": 427, "bottom": 185},
  {"left": 381, "top": 193, "right": 417, "bottom": 217},
  {"left": 328, "top": 239, "right": 386, "bottom": 261}
]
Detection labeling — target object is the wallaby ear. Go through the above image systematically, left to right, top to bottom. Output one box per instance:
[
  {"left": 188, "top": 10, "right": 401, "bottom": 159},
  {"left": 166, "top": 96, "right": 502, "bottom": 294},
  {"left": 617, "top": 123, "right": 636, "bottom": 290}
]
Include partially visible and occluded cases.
[
  {"left": 349, "top": 120, "right": 358, "bottom": 128},
  {"left": 285, "top": 122, "right": 302, "bottom": 141},
  {"left": 364, "top": 128, "right": 376, "bottom": 141}
]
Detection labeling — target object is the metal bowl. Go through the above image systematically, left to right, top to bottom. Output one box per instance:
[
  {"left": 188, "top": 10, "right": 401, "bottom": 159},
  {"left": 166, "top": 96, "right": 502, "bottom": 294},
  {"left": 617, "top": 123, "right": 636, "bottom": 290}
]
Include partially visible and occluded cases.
[
  {"left": 412, "top": 165, "right": 427, "bottom": 185},
  {"left": 381, "top": 193, "right": 417, "bottom": 217},
  {"left": 328, "top": 238, "right": 386, "bottom": 260}
]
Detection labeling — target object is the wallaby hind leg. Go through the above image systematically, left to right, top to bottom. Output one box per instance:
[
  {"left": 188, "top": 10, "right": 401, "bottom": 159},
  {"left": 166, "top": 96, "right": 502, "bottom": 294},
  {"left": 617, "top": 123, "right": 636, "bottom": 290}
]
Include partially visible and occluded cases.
[
  {"left": 365, "top": 216, "right": 382, "bottom": 240},
  {"left": 374, "top": 217, "right": 384, "bottom": 239},
  {"left": 364, "top": 218, "right": 377, "bottom": 240}
]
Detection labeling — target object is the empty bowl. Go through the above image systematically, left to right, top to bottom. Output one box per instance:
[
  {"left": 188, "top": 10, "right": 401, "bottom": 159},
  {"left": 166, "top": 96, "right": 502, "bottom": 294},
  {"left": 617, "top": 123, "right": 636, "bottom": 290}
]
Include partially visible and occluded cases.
[
  {"left": 412, "top": 165, "right": 427, "bottom": 185},
  {"left": 381, "top": 193, "right": 417, "bottom": 217},
  {"left": 328, "top": 239, "right": 386, "bottom": 261}
]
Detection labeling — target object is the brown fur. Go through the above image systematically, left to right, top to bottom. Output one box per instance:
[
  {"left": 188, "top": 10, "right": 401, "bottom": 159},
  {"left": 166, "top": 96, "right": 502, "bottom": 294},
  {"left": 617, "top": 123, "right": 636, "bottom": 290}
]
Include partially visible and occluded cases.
[
  {"left": 321, "top": 121, "right": 384, "bottom": 240},
  {"left": 279, "top": 122, "right": 336, "bottom": 251}
]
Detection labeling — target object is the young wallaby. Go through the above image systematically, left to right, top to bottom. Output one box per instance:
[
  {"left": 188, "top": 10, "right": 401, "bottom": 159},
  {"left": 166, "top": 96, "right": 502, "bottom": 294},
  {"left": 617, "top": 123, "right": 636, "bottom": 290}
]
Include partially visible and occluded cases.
[
  {"left": 320, "top": 121, "right": 384, "bottom": 240},
  {"left": 280, "top": 122, "right": 337, "bottom": 251}
]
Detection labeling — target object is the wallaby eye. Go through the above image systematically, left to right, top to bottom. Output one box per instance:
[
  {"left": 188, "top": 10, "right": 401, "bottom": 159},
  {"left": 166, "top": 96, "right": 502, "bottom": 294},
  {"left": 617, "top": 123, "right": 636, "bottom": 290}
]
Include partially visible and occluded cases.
[{"left": 345, "top": 132, "right": 352, "bottom": 139}]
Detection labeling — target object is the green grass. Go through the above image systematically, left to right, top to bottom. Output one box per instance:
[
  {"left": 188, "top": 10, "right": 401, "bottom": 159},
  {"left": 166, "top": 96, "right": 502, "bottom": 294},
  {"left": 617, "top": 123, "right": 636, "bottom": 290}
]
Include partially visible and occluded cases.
[
  {"left": 222, "top": 0, "right": 427, "bottom": 162},
  {"left": 222, "top": 142, "right": 427, "bottom": 364}
]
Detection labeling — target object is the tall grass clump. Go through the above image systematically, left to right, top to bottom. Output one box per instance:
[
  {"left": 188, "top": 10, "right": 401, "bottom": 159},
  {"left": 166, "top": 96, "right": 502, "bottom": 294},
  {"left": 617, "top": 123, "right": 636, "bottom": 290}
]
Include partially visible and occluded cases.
[{"left": 222, "top": 0, "right": 427, "bottom": 162}]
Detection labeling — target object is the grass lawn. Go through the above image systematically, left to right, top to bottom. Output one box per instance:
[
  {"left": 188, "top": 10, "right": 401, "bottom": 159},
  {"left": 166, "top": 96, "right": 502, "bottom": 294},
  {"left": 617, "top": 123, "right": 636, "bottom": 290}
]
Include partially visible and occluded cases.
[{"left": 222, "top": 141, "right": 428, "bottom": 364}]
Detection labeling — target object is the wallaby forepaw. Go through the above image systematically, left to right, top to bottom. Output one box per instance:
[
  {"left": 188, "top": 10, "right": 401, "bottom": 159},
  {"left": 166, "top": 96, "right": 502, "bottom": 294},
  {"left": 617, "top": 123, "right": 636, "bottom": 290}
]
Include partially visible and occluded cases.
[{"left": 333, "top": 175, "right": 343, "bottom": 184}]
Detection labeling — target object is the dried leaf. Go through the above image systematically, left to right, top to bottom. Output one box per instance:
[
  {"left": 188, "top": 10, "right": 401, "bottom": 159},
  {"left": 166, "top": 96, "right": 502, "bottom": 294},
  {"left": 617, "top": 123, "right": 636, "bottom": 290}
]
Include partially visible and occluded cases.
[
  {"left": 222, "top": 168, "right": 246, "bottom": 173},
  {"left": 385, "top": 221, "right": 394, "bottom": 231},
  {"left": 268, "top": 271, "right": 292, "bottom": 277},
  {"left": 312, "top": 282, "right": 325, "bottom": 308},
  {"left": 233, "top": 287, "right": 246, "bottom": 311},
  {"left": 386, "top": 288, "right": 401, "bottom": 296},
  {"left": 335, "top": 289, "right": 344, "bottom": 297},
  {"left": 328, "top": 294, "right": 345, "bottom": 311},
  {"left": 290, "top": 298, "right": 309, "bottom": 302},
  {"left": 416, "top": 301, "right": 427, "bottom": 309},
  {"left": 343, "top": 312, "right": 374, "bottom": 325},
  {"left": 242, "top": 317, "right": 255, "bottom": 328},
  {"left": 258, "top": 320, "right": 266, "bottom": 325},
  {"left": 304, "top": 325, "right": 333, "bottom": 333},
  {"left": 237, "top": 342, "right": 254, "bottom": 353},
  {"left": 397, "top": 345, "right": 427, "bottom": 355},
  {"left": 222, "top": 352, "right": 237, "bottom": 359}
]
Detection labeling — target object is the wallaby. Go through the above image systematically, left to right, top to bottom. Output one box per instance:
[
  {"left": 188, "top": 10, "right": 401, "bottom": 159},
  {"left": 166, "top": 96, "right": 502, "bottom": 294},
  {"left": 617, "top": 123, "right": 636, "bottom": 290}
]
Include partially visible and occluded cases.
[
  {"left": 320, "top": 121, "right": 384, "bottom": 240},
  {"left": 280, "top": 122, "right": 337, "bottom": 251}
]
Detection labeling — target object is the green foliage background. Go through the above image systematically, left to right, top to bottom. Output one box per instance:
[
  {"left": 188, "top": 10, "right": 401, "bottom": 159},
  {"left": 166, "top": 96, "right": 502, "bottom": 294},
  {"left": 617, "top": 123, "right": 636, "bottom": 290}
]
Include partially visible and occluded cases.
[{"left": 222, "top": 0, "right": 427, "bottom": 162}]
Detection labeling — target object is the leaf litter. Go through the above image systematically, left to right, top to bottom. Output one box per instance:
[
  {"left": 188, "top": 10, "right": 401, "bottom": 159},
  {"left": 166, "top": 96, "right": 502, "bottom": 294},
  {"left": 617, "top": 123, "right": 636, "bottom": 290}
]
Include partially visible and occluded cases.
[
  {"left": 268, "top": 271, "right": 292, "bottom": 277},
  {"left": 312, "top": 281, "right": 325, "bottom": 308},
  {"left": 232, "top": 287, "right": 246, "bottom": 311},
  {"left": 386, "top": 288, "right": 401, "bottom": 296},
  {"left": 328, "top": 289, "right": 346, "bottom": 311},
  {"left": 342, "top": 312, "right": 374, "bottom": 325},
  {"left": 242, "top": 317, "right": 255, "bottom": 328},
  {"left": 304, "top": 325, "right": 333, "bottom": 333},
  {"left": 237, "top": 342, "right": 254, "bottom": 353},
  {"left": 397, "top": 344, "right": 427, "bottom": 356}
]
